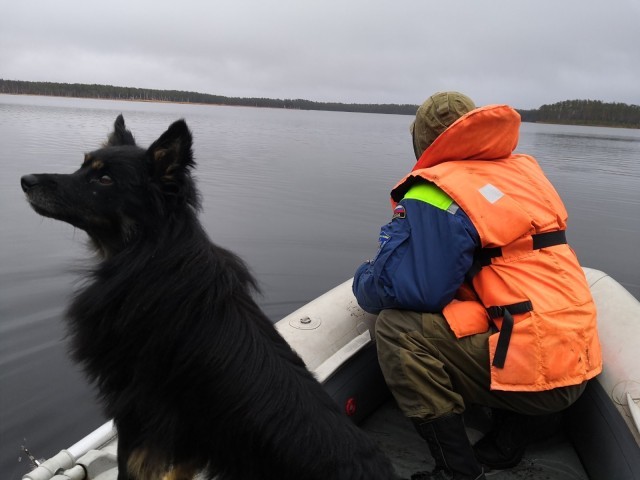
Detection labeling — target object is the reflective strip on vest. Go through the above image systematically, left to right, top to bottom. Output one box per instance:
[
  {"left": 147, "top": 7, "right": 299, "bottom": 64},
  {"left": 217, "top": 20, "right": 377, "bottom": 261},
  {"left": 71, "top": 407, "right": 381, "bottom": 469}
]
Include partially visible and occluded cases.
[{"left": 403, "top": 182, "right": 459, "bottom": 214}]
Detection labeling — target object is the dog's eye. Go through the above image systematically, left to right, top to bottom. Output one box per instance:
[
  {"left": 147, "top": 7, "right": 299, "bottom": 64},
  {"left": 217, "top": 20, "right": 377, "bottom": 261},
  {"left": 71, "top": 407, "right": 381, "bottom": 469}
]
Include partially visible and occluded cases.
[{"left": 98, "top": 175, "right": 113, "bottom": 185}]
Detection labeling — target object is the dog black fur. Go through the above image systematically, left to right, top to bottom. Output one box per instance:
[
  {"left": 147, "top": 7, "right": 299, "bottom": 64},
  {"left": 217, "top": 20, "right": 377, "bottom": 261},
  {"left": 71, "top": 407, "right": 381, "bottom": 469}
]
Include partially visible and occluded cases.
[{"left": 21, "top": 116, "right": 397, "bottom": 480}]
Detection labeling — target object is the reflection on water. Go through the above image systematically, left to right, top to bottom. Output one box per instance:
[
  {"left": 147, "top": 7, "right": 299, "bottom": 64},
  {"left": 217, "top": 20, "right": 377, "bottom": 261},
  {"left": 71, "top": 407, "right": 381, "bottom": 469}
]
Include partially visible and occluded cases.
[
  {"left": 1, "top": 95, "right": 639, "bottom": 477},
  {"left": 521, "top": 122, "right": 640, "bottom": 177}
]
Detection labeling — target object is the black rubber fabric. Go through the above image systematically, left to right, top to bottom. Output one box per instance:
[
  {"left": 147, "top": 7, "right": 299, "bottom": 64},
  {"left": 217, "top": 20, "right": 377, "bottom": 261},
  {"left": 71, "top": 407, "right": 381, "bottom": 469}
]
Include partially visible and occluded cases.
[
  {"left": 473, "top": 409, "right": 562, "bottom": 469},
  {"left": 412, "top": 414, "right": 486, "bottom": 480}
]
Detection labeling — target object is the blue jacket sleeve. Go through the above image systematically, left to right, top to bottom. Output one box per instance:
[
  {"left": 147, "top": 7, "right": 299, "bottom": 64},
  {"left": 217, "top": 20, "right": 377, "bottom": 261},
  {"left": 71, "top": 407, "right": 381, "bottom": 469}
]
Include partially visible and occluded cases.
[{"left": 353, "top": 199, "right": 479, "bottom": 315}]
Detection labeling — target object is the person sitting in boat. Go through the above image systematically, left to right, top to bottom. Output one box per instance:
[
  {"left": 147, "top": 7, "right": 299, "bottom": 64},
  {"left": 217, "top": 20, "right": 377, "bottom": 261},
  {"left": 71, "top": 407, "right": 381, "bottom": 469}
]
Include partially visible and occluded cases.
[{"left": 353, "top": 91, "right": 602, "bottom": 480}]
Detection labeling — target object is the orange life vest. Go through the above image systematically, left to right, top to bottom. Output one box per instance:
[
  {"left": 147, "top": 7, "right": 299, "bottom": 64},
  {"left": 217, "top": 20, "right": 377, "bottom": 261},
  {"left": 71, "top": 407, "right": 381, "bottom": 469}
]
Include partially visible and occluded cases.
[{"left": 391, "top": 105, "right": 602, "bottom": 392}]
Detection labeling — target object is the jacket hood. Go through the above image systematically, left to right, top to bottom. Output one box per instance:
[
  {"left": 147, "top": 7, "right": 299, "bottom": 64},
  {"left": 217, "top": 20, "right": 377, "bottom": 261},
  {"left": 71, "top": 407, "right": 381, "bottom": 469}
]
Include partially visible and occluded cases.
[{"left": 411, "top": 104, "right": 521, "bottom": 171}]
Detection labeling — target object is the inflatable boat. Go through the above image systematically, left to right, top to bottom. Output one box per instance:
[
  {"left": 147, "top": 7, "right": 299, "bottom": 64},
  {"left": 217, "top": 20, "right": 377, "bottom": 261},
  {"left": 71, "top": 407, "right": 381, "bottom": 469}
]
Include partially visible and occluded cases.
[{"left": 23, "top": 268, "right": 640, "bottom": 480}]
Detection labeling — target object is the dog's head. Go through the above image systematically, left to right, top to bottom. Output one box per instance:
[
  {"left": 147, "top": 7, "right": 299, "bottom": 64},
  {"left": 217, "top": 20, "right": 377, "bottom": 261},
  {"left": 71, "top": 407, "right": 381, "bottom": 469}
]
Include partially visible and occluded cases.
[{"left": 21, "top": 115, "right": 198, "bottom": 257}]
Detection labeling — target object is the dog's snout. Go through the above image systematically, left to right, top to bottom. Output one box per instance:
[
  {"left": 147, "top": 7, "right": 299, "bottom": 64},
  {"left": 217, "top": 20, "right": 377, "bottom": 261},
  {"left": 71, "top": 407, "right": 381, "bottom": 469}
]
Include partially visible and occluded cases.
[{"left": 21, "top": 174, "right": 40, "bottom": 192}]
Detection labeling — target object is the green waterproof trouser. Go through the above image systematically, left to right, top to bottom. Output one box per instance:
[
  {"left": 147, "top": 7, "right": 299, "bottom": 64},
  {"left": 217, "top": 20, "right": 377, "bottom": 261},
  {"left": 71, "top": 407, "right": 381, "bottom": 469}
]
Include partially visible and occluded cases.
[{"left": 375, "top": 310, "right": 586, "bottom": 421}]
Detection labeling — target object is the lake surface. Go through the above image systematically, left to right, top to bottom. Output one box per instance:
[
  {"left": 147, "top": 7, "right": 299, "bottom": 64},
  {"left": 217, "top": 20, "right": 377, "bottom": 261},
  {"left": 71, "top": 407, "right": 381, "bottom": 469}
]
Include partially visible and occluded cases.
[{"left": 1, "top": 95, "right": 639, "bottom": 477}]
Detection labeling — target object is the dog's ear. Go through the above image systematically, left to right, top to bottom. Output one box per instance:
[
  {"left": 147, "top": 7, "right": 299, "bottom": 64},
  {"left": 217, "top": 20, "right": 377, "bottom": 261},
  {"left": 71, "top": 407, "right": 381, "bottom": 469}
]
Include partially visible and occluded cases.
[
  {"left": 106, "top": 114, "right": 136, "bottom": 146},
  {"left": 147, "top": 119, "right": 195, "bottom": 183}
]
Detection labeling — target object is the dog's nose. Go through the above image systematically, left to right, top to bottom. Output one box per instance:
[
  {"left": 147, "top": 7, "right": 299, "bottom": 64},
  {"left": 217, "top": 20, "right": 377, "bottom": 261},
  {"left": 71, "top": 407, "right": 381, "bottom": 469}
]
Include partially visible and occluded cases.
[{"left": 21, "top": 174, "right": 39, "bottom": 192}]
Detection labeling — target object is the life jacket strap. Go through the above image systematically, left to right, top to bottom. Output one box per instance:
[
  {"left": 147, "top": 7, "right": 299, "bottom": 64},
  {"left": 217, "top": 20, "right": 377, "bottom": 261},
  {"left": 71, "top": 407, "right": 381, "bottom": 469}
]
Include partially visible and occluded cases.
[
  {"left": 467, "top": 230, "right": 567, "bottom": 280},
  {"left": 532, "top": 230, "right": 568, "bottom": 249},
  {"left": 465, "top": 231, "right": 567, "bottom": 367},
  {"left": 487, "top": 300, "right": 533, "bottom": 368}
]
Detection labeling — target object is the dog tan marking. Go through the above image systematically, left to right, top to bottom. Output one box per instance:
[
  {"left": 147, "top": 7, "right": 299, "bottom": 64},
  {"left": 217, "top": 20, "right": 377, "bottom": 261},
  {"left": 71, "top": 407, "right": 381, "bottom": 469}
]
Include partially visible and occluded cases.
[
  {"left": 91, "top": 159, "right": 104, "bottom": 170},
  {"left": 127, "top": 448, "right": 166, "bottom": 480},
  {"left": 161, "top": 463, "right": 198, "bottom": 480}
]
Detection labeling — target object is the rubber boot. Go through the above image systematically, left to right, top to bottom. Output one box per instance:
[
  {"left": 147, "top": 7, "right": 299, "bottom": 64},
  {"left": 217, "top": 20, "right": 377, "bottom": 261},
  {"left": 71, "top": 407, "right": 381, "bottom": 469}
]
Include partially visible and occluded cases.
[
  {"left": 473, "top": 409, "right": 562, "bottom": 470},
  {"left": 410, "top": 414, "right": 485, "bottom": 480}
]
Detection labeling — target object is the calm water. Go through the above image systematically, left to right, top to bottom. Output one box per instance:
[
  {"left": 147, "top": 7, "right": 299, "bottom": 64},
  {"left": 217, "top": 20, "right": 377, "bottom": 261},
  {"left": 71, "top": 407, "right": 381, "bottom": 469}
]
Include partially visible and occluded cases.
[{"left": 1, "top": 95, "right": 639, "bottom": 477}]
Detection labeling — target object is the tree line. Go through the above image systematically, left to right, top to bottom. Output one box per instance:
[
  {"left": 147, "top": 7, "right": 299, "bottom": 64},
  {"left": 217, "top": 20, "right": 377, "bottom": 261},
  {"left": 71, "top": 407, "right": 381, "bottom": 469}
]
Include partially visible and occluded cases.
[
  {"left": 0, "top": 79, "right": 416, "bottom": 115},
  {"left": 1, "top": 79, "right": 639, "bottom": 127},
  {"left": 518, "top": 99, "right": 640, "bottom": 128}
]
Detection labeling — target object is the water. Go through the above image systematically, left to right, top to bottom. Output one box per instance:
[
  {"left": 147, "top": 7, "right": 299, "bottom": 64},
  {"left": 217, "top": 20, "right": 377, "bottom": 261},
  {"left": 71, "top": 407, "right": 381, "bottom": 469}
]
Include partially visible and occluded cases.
[{"left": 1, "top": 95, "right": 639, "bottom": 477}]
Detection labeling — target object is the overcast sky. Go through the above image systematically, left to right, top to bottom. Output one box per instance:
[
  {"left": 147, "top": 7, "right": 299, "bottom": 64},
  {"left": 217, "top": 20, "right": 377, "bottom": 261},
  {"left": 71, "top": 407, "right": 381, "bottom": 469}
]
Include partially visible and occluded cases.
[{"left": 1, "top": 0, "right": 638, "bottom": 110}]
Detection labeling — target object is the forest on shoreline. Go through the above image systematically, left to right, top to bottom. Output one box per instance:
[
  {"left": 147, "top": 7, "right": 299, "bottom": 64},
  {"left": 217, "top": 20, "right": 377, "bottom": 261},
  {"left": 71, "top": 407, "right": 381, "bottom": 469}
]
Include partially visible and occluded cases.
[{"left": 2, "top": 79, "right": 639, "bottom": 128}]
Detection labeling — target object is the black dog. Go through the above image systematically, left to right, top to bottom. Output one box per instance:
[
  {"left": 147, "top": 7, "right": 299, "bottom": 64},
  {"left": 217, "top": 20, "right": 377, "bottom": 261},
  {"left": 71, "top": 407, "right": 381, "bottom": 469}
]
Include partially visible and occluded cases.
[{"left": 21, "top": 116, "right": 396, "bottom": 480}]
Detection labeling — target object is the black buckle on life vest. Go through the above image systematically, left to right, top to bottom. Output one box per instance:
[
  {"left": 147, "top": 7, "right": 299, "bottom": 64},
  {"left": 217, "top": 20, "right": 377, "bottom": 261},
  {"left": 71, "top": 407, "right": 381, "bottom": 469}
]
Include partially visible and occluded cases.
[
  {"left": 467, "top": 230, "right": 567, "bottom": 281},
  {"left": 487, "top": 300, "right": 533, "bottom": 368}
]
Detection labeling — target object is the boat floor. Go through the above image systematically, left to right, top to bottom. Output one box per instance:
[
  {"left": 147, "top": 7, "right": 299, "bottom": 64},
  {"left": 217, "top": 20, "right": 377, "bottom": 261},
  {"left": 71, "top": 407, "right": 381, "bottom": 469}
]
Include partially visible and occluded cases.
[
  {"left": 361, "top": 399, "right": 589, "bottom": 479},
  {"left": 72, "top": 401, "right": 590, "bottom": 480}
]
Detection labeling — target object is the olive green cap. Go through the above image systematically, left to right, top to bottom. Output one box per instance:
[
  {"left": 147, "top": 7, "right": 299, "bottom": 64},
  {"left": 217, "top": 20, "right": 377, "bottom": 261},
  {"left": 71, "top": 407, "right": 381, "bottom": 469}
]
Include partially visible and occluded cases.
[{"left": 410, "top": 91, "right": 476, "bottom": 158}]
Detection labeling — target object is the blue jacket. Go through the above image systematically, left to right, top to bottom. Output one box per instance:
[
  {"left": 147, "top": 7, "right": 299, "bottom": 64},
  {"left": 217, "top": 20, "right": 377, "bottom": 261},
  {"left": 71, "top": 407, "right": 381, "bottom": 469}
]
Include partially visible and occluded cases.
[{"left": 353, "top": 181, "right": 480, "bottom": 314}]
